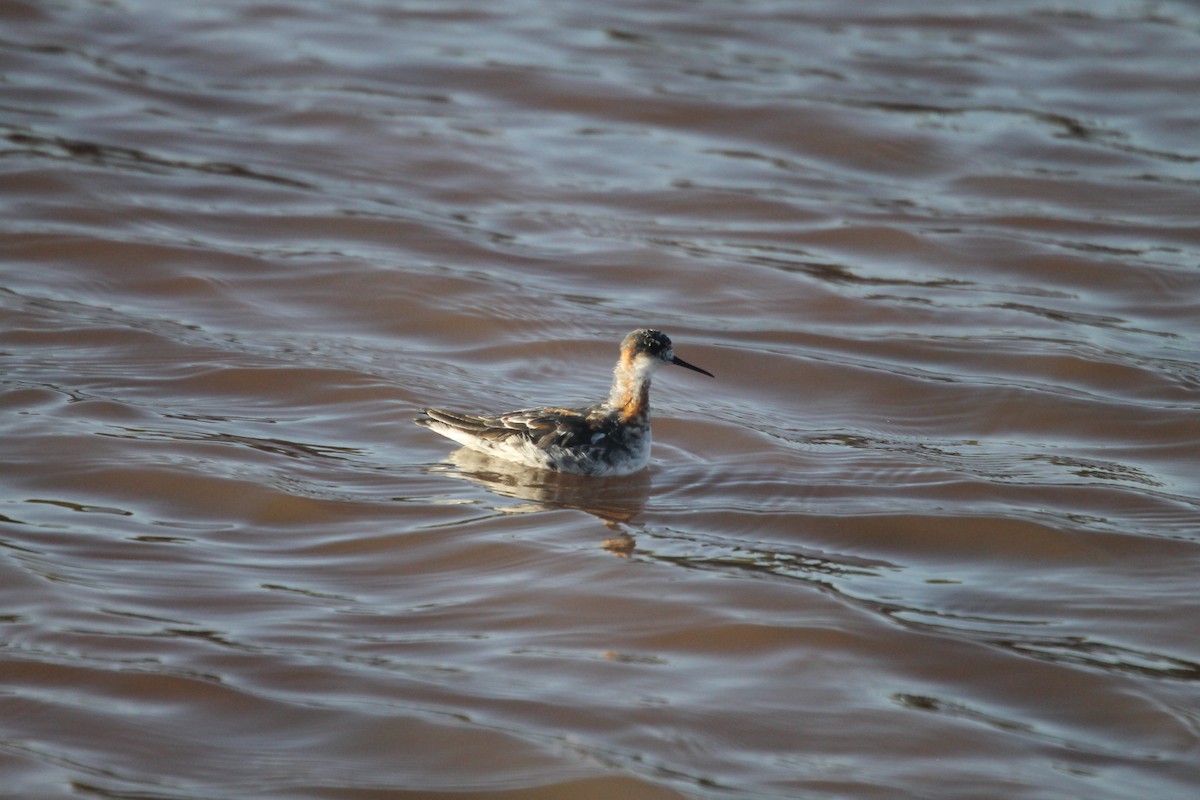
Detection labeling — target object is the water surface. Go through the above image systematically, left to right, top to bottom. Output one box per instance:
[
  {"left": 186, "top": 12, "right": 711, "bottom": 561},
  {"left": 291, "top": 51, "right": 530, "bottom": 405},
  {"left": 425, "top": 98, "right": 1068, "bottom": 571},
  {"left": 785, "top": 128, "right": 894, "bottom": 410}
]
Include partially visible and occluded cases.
[{"left": 3, "top": 1, "right": 1200, "bottom": 798}]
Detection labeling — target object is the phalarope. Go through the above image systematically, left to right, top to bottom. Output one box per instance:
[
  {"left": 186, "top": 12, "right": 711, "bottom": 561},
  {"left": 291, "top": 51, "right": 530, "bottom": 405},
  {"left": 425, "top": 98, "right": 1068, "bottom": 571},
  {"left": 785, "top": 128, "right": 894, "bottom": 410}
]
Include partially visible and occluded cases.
[{"left": 415, "top": 329, "right": 713, "bottom": 476}]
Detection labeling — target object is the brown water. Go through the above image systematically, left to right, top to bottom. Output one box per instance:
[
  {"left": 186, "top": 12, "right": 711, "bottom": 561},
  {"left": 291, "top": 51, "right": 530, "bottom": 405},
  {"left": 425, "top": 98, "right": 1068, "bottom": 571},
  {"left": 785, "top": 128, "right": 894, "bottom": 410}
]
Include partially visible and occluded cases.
[{"left": 3, "top": 1, "right": 1200, "bottom": 798}]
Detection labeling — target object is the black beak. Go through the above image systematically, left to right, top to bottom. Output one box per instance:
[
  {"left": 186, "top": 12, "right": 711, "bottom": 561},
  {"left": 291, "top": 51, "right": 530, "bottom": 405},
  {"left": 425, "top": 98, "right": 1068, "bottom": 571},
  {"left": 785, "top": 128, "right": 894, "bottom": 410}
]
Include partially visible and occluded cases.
[{"left": 671, "top": 355, "right": 714, "bottom": 378}]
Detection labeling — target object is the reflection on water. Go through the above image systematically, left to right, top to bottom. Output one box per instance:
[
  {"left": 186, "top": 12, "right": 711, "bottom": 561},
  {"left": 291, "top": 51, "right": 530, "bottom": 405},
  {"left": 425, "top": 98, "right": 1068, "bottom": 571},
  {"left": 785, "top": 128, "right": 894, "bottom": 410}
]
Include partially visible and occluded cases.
[
  {"left": 3, "top": 0, "right": 1200, "bottom": 798},
  {"left": 437, "top": 448, "right": 648, "bottom": 554},
  {"left": 442, "top": 448, "right": 649, "bottom": 519}
]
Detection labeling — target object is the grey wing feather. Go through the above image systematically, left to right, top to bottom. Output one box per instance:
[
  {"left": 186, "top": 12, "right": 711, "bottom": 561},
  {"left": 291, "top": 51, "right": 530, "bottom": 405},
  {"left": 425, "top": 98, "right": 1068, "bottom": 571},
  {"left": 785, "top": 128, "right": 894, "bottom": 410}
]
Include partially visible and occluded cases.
[{"left": 418, "top": 406, "right": 598, "bottom": 448}]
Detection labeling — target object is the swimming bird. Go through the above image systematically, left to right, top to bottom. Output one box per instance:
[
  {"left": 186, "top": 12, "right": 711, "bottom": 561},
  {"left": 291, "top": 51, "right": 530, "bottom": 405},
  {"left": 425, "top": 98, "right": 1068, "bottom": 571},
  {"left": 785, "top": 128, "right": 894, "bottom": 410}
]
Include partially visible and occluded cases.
[{"left": 415, "top": 329, "right": 713, "bottom": 476}]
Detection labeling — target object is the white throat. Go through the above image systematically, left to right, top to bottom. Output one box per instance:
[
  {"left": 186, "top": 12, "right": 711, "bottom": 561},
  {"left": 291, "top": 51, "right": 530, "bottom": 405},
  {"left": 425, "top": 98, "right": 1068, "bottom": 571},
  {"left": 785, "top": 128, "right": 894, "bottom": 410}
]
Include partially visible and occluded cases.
[{"left": 608, "top": 354, "right": 660, "bottom": 407}]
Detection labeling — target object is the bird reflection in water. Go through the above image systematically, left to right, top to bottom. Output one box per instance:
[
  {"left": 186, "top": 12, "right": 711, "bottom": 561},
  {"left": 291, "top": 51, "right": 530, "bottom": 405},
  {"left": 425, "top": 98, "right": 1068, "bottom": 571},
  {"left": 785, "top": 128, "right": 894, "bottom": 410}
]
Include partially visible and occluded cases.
[{"left": 435, "top": 447, "right": 652, "bottom": 555}]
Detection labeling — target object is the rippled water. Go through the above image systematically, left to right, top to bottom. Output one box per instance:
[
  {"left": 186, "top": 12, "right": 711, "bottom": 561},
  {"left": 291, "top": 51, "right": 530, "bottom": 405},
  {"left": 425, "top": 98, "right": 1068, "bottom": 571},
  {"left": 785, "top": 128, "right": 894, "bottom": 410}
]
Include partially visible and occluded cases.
[{"left": 3, "top": 1, "right": 1200, "bottom": 798}]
